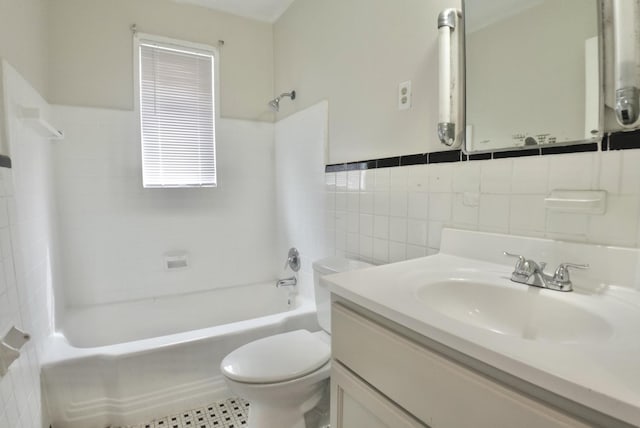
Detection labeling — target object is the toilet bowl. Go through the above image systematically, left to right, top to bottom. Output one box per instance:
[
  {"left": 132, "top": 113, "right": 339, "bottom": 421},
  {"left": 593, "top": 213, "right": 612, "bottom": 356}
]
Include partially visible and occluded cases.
[{"left": 220, "top": 256, "right": 372, "bottom": 428}]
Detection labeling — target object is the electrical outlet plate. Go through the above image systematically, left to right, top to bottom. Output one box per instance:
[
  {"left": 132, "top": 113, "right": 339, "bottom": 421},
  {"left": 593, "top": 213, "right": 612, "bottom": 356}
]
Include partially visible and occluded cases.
[{"left": 398, "top": 80, "right": 412, "bottom": 110}]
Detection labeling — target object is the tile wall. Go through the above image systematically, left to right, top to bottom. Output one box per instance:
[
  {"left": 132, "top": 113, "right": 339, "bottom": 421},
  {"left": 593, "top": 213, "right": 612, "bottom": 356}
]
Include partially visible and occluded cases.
[
  {"left": 0, "top": 61, "right": 56, "bottom": 428},
  {"left": 325, "top": 150, "right": 640, "bottom": 264}
]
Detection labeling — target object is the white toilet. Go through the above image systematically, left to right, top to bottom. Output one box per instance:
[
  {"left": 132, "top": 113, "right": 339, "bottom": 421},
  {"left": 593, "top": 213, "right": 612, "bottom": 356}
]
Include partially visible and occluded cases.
[{"left": 220, "top": 256, "right": 372, "bottom": 428}]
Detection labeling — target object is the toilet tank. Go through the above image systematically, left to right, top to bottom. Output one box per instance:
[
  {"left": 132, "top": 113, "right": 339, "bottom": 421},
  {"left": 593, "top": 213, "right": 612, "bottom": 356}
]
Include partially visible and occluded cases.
[{"left": 312, "top": 257, "right": 373, "bottom": 334}]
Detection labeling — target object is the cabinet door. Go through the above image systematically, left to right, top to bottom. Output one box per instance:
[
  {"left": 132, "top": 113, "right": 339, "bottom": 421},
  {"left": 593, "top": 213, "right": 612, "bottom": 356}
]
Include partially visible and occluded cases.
[{"left": 330, "top": 361, "right": 427, "bottom": 428}]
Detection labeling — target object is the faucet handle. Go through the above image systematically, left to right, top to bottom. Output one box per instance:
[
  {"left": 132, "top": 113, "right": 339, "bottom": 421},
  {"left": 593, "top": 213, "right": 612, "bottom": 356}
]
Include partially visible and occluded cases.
[
  {"left": 284, "top": 248, "right": 301, "bottom": 272},
  {"left": 503, "top": 251, "right": 524, "bottom": 262},
  {"left": 553, "top": 263, "right": 589, "bottom": 284}
]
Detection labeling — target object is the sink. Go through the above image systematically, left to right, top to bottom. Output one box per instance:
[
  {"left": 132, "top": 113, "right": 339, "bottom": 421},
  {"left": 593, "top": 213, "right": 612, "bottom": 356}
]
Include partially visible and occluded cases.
[{"left": 416, "top": 279, "right": 613, "bottom": 344}]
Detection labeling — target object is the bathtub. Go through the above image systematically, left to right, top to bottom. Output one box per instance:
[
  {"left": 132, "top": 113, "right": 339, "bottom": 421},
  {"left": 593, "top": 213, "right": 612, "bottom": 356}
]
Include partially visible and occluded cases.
[{"left": 41, "top": 282, "right": 319, "bottom": 428}]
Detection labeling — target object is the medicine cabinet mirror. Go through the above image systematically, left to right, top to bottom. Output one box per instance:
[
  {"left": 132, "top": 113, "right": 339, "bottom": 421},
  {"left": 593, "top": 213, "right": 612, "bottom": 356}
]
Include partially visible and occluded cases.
[{"left": 463, "top": 0, "right": 602, "bottom": 153}]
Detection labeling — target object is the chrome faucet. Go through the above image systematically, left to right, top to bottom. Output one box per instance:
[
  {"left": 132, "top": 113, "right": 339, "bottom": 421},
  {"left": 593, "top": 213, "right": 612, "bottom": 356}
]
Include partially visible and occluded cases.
[
  {"left": 504, "top": 252, "right": 588, "bottom": 292},
  {"left": 276, "top": 276, "right": 297, "bottom": 288}
]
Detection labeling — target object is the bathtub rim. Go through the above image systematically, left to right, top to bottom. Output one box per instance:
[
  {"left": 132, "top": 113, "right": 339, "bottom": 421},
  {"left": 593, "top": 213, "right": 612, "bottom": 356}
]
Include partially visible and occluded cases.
[{"left": 42, "top": 296, "right": 317, "bottom": 367}]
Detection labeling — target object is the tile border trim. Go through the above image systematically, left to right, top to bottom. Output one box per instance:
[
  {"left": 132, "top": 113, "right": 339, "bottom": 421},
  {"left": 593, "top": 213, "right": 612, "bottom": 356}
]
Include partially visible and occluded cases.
[{"left": 325, "top": 130, "right": 639, "bottom": 173}]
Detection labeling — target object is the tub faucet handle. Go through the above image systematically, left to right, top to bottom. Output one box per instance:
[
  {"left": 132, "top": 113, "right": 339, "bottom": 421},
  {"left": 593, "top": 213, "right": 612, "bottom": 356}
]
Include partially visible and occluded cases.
[{"left": 284, "top": 248, "right": 301, "bottom": 272}]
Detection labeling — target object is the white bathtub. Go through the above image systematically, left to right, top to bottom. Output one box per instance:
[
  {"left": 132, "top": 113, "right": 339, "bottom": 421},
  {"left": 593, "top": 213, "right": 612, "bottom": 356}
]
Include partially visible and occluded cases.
[{"left": 42, "top": 282, "right": 319, "bottom": 428}]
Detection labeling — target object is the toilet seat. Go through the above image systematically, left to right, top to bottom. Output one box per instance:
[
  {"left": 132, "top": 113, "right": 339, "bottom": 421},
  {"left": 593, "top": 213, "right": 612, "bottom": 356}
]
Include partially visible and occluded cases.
[{"left": 221, "top": 330, "right": 330, "bottom": 384}]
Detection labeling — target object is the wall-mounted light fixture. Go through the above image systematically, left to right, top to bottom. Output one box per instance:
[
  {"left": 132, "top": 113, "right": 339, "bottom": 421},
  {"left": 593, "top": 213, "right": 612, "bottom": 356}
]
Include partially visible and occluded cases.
[
  {"left": 613, "top": 0, "right": 640, "bottom": 126},
  {"left": 437, "top": 8, "right": 464, "bottom": 148}
]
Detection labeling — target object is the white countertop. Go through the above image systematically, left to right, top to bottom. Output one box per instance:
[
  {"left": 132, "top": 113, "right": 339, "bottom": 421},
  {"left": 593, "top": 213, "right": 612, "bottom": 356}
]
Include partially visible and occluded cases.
[{"left": 326, "top": 243, "right": 640, "bottom": 426}]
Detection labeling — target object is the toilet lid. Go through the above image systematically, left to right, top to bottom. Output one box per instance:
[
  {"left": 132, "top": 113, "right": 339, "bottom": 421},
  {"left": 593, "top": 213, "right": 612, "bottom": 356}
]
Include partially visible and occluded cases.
[{"left": 220, "top": 330, "right": 330, "bottom": 384}]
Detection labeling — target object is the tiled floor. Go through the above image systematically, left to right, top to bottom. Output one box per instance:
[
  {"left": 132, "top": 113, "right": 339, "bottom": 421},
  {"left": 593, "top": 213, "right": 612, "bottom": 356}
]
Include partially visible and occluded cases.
[{"left": 119, "top": 397, "right": 249, "bottom": 428}]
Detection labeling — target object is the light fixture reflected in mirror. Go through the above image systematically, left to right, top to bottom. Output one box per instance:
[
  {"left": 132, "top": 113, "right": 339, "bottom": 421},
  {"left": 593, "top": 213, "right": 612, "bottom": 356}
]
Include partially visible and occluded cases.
[{"left": 437, "top": 8, "right": 464, "bottom": 148}]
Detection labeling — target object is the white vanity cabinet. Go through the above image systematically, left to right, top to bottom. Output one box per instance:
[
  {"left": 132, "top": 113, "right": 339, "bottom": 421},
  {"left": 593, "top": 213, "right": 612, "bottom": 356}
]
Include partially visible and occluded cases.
[{"left": 330, "top": 302, "right": 591, "bottom": 428}]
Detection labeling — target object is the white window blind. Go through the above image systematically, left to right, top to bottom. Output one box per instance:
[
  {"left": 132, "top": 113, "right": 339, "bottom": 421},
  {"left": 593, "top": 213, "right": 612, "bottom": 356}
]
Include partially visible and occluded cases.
[{"left": 139, "top": 40, "right": 217, "bottom": 188}]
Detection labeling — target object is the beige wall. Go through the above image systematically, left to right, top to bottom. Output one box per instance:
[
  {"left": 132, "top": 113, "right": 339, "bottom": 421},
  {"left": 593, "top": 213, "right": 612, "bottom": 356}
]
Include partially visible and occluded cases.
[
  {"left": 0, "top": 0, "right": 49, "bottom": 97},
  {"left": 47, "top": 0, "right": 275, "bottom": 121},
  {"left": 274, "top": 0, "right": 460, "bottom": 164}
]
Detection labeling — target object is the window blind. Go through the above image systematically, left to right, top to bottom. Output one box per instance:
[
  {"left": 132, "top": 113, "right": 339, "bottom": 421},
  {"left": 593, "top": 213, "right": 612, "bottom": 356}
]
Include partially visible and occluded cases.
[{"left": 139, "top": 41, "right": 217, "bottom": 188}]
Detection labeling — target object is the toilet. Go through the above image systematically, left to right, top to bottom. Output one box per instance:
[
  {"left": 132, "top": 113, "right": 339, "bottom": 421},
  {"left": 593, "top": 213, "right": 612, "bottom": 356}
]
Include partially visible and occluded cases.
[{"left": 220, "top": 256, "right": 373, "bottom": 428}]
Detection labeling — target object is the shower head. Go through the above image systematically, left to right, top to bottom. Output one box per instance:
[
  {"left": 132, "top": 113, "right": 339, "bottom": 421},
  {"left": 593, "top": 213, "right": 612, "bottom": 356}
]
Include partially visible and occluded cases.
[{"left": 268, "top": 90, "right": 296, "bottom": 112}]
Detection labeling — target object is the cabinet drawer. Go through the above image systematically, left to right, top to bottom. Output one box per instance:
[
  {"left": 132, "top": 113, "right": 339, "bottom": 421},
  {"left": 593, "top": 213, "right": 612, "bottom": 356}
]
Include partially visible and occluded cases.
[
  {"left": 332, "top": 303, "right": 590, "bottom": 428},
  {"left": 331, "top": 361, "right": 426, "bottom": 428}
]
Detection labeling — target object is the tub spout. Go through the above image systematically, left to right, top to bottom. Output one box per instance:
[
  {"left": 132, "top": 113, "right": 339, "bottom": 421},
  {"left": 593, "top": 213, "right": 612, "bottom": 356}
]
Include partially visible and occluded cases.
[{"left": 276, "top": 276, "right": 297, "bottom": 288}]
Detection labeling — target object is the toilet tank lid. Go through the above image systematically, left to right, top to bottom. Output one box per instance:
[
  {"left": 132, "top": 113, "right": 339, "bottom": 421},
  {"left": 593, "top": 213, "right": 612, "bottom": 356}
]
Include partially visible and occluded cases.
[{"left": 312, "top": 256, "right": 373, "bottom": 275}]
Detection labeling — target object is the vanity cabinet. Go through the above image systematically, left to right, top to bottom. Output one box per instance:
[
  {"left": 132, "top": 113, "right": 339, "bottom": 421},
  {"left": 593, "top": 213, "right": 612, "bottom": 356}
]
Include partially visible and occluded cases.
[{"left": 330, "top": 302, "right": 591, "bottom": 428}]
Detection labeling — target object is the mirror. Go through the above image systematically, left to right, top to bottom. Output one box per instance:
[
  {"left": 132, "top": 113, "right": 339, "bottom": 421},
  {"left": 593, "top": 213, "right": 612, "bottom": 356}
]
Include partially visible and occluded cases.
[{"left": 464, "top": 0, "right": 602, "bottom": 153}]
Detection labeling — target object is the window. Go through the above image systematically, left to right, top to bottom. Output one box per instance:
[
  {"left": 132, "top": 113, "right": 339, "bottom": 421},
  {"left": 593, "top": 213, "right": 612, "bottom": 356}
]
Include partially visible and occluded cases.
[{"left": 136, "top": 34, "right": 217, "bottom": 188}]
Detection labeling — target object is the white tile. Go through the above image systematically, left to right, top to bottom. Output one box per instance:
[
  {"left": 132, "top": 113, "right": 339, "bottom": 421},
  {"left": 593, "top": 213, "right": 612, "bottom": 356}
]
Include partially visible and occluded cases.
[
  {"left": 620, "top": 149, "right": 640, "bottom": 194},
  {"left": 598, "top": 151, "right": 621, "bottom": 194},
  {"left": 548, "top": 153, "right": 595, "bottom": 190},
  {"left": 511, "top": 156, "right": 549, "bottom": 194},
  {"left": 480, "top": 158, "right": 512, "bottom": 194},
  {"left": 452, "top": 162, "right": 480, "bottom": 193},
  {"left": 428, "top": 164, "right": 453, "bottom": 193},
  {"left": 407, "top": 165, "right": 429, "bottom": 192},
  {"left": 389, "top": 167, "right": 408, "bottom": 191},
  {"left": 374, "top": 168, "right": 390, "bottom": 192},
  {"left": 360, "top": 169, "right": 375, "bottom": 192},
  {"left": 347, "top": 170, "right": 360, "bottom": 192},
  {"left": 335, "top": 171, "right": 347, "bottom": 190},
  {"left": 325, "top": 172, "right": 336, "bottom": 191},
  {"left": 389, "top": 191, "right": 408, "bottom": 217},
  {"left": 325, "top": 192, "right": 335, "bottom": 211},
  {"left": 335, "top": 192, "right": 347, "bottom": 211},
  {"left": 347, "top": 192, "right": 359, "bottom": 212},
  {"left": 359, "top": 192, "right": 374, "bottom": 214},
  {"left": 373, "top": 192, "right": 390, "bottom": 215},
  {"left": 407, "top": 192, "right": 428, "bottom": 219},
  {"left": 428, "top": 193, "right": 452, "bottom": 222},
  {"left": 452, "top": 193, "right": 479, "bottom": 226},
  {"left": 479, "top": 194, "right": 510, "bottom": 232},
  {"left": 509, "top": 195, "right": 546, "bottom": 232},
  {"left": 588, "top": 195, "right": 640, "bottom": 247},
  {"left": 325, "top": 211, "right": 336, "bottom": 230},
  {"left": 335, "top": 211, "right": 347, "bottom": 231},
  {"left": 347, "top": 212, "right": 359, "bottom": 233},
  {"left": 546, "top": 212, "right": 588, "bottom": 236},
  {"left": 359, "top": 214, "right": 374, "bottom": 237},
  {"left": 373, "top": 215, "right": 389, "bottom": 239},
  {"left": 389, "top": 217, "right": 408, "bottom": 243},
  {"left": 406, "top": 219, "right": 428, "bottom": 246},
  {"left": 428, "top": 221, "right": 444, "bottom": 249},
  {"left": 335, "top": 229, "right": 347, "bottom": 250},
  {"left": 347, "top": 233, "right": 359, "bottom": 254},
  {"left": 359, "top": 235, "right": 373, "bottom": 260},
  {"left": 373, "top": 239, "right": 389, "bottom": 264},
  {"left": 389, "top": 242, "right": 406, "bottom": 262},
  {"left": 406, "top": 244, "right": 427, "bottom": 260}
]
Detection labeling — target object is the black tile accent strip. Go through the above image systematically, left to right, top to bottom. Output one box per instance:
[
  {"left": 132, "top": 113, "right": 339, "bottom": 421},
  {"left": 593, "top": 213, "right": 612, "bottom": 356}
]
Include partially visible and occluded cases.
[
  {"left": 609, "top": 129, "right": 640, "bottom": 150},
  {"left": 323, "top": 135, "right": 640, "bottom": 173},
  {"left": 541, "top": 143, "right": 598, "bottom": 155},
  {"left": 492, "top": 148, "right": 540, "bottom": 159},
  {"left": 428, "top": 150, "right": 461, "bottom": 164},
  {"left": 400, "top": 153, "right": 427, "bottom": 166},
  {"left": 468, "top": 153, "right": 492, "bottom": 161},
  {"left": 0, "top": 155, "right": 11, "bottom": 169},
  {"left": 377, "top": 157, "right": 401, "bottom": 168},
  {"left": 346, "top": 161, "right": 375, "bottom": 171},
  {"left": 325, "top": 163, "right": 346, "bottom": 173}
]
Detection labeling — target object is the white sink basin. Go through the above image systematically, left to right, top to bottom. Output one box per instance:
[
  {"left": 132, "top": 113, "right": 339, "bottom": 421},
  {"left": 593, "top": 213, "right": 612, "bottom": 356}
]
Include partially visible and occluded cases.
[{"left": 416, "top": 280, "right": 613, "bottom": 344}]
